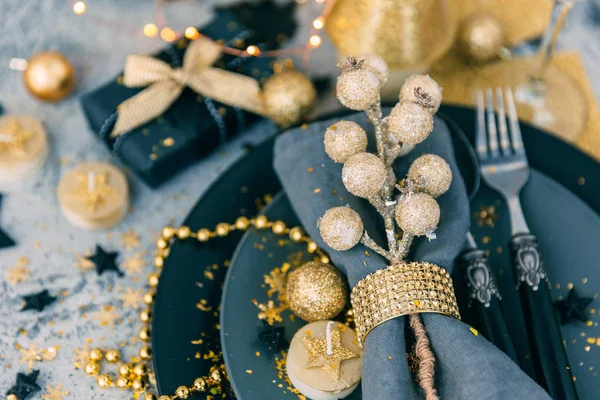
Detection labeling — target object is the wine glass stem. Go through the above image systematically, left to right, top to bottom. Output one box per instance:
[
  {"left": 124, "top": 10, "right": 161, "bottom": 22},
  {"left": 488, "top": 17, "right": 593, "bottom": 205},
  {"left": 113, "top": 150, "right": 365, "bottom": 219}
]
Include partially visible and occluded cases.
[{"left": 530, "top": 0, "right": 573, "bottom": 94}]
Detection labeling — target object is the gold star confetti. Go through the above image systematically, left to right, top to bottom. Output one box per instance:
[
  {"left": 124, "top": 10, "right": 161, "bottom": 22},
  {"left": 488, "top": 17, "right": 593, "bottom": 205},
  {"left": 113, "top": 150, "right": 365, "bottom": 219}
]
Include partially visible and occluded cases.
[
  {"left": 0, "top": 118, "right": 33, "bottom": 153},
  {"left": 72, "top": 171, "right": 116, "bottom": 212},
  {"left": 474, "top": 205, "right": 499, "bottom": 228},
  {"left": 120, "top": 229, "right": 141, "bottom": 250},
  {"left": 74, "top": 251, "right": 95, "bottom": 272},
  {"left": 120, "top": 252, "right": 147, "bottom": 275},
  {"left": 6, "top": 256, "right": 32, "bottom": 285},
  {"left": 264, "top": 263, "right": 290, "bottom": 299},
  {"left": 120, "top": 288, "right": 144, "bottom": 310},
  {"left": 253, "top": 299, "right": 284, "bottom": 325},
  {"left": 93, "top": 305, "right": 120, "bottom": 328},
  {"left": 302, "top": 326, "right": 358, "bottom": 380},
  {"left": 19, "top": 343, "right": 43, "bottom": 371},
  {"left": 72, "top": 344, "right": 90, "bottom": 369},
  {"left": 42, "top": 383, "right": 69, "bottom": 400}
]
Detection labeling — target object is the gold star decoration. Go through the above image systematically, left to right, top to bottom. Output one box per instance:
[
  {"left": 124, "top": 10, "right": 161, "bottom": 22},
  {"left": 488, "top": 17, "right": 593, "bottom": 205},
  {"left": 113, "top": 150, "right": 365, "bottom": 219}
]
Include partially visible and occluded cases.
[
  {"left": 0, "top": 118, "right": 33, "bottom": 154},
  {"left": 72, "top": 171, "right": 116, "bottom": 212},
  {"left": 474, "top": 205, "right": 499, "bottom": 228},
  {"left": 120, "top": 228, "right": 141, "bottom": 250},
  {"left": 74, "top": 251, "right": 95, "bottom": 272},
  {"left": 120, "top": 252, "right": 147, "bottom": 275},
  {"left": 6, "top": 256, "right": 32, "bottom": 285},
  {"left": 264, "top": 263, "right": 290, "bottom": 299},
  {"left": 120, "top": 287, "right": 144, "bottom": 310},
  {"left": 253, "top": 299, "right": 284, "bottom": 325},
  {"left": 93, "top": 305, "right": 121, "bottom": 328},
  {"left": 302, "top": 326, "right": 358, "bottom": 381},
  {"left": 19, "top": 343, "right": 43, "bottom": 371},
  {"left": 72, "top": 344, "right": 90, "bottom": 369},
  {"left": 42, "top": 383, "right": 69, "bottom": 400}
]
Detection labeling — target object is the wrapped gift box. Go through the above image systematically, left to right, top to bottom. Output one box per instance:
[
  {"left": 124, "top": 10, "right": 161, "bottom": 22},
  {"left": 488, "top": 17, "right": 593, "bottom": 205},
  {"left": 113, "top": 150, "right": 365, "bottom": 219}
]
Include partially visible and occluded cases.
[{"left": 81, "top": 4, "right": 294, "bottom": 187}]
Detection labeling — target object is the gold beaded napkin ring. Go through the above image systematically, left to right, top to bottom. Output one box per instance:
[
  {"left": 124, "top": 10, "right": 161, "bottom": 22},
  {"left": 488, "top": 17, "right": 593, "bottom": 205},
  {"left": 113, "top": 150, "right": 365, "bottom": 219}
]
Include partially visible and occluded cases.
[
  {"left": 81, "top": 214, "right": 327, "bottom": 400},
  {"left": 351, "top": 262, "right": 461, "bottom": 345}
]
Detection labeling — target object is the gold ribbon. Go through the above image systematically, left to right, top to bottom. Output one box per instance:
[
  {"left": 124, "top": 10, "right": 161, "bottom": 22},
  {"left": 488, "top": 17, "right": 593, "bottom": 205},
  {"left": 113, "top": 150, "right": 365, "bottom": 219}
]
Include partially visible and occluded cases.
[{"left": 111, "top": 38, "right": 266, "bottom": 137}]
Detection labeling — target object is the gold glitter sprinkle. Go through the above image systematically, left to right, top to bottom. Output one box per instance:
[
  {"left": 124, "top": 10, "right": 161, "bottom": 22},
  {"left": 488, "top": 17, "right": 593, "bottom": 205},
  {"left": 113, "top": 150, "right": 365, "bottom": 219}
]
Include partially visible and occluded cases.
[
  {"left": 161, "top": 137, "right": 175, "bottom": 147},
  {"left": 150, "top": 153, "right": 158, "bottom": 160},
  {"left": 307, "top": 167, "right": 314, "bottom": 172},
  {"left": 578, "top": 177, "right": 585, "bottom": 185},
  {"left": 241, "top": 186, "right": 249, "bottom": 193},
  {"left": 314, "top": 188, "right": 321, "bottom": 193},
  {"left": 474, "top": 205, "right": 498, "bottom": 228},
  {"left": 120, "top": 229, "right": 140, "bottom": 250},
  {"left": 482, "top": 236, "right": 490, "bottom": 244},
  {"left": 496, "top": 246, "right": 503, "bottom": 254},
  {"left": 120, "top": 252, "right": 146, "bottom": 275},
  {"left": 6, "top": 257, "right": 32, "bottom": 285},
  {"left": 264, "top": 266, "right": 289, "bottom": 299},
  {"left": 204, "top": 270, "right": 215, "bottom": 280},
  {"left": 582, "top": 278, "right": 588, "bottom": 284},
  {"left": 568, "top": 282, "right": 574, "bottom": 290},
  {"left": 120, "top": 288, "right": 144, "bottom": 310},
  {"left": 196, "top": 299, "right": 213, "bottom": 312},
  {"left": 254, "top": 300, "right": 284, "bottom": 325},
  {"left": 93, "top": 305, "right": 120, "bottom": 328},
  {"left": 587, "top": 321, "right": 593, "bottom": 327},
  {"left": 469, "top": 327, "right": 479, "bottom": 336},
  {"left": 587, "top": 337, "right": 595, "bottom": 344},
  {"left": 19, "top": 344, "right": 43, "bottom": 371},
  {"left": 72, "top": 345, "right": 89, "bottom": 369},
  {"left": 584, "top": 346, "right": 591, "bottom": 352},
  {"left": 255, "top": 352, "right": 260, "bottom": 357},
  {"left": 388, "top": 356, "right": 392, "bottom": 360},
  {"left": 246, "top": 370, "right": 253, "bottom": 374},
  {"left": 42, "top": 383, "right": 69, "bottom": 400}
]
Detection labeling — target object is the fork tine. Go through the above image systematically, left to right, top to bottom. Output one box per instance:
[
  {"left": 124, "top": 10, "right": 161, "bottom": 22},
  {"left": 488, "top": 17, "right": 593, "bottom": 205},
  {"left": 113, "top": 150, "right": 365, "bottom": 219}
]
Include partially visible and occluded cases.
[
  {"left": 505, "top": 86, "right": 525, "bottom": 155},
  {"left": 485, "top": 88, "right": 499, "bottom": 157},
  {"left": 496, "top": 88, "right": 510, "bottom": 154},
  {"left": 476, "top": 89, "right": 488, "bottom": 159}
]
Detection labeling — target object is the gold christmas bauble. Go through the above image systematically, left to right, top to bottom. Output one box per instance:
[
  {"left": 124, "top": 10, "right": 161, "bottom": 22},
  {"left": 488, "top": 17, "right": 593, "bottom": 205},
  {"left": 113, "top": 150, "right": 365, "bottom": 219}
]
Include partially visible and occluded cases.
[
  {"left": 458, "top": 15, "right": 505, "bottom": 64},
  {"left": 23, "top": 51, "right": 76, "bottom": 102},
  {"left": 336, "top": 60, "right": 380, "bottom": 111},
  {"left": 262, "top": 70, "right": 317, "bottom": 128},
  {"left": 399, "top": 74, "right": 443, "bottom": 114},
  {"left": 387, "top": 102, "right": 434, "bottom": 145},
  {"left": 324, "top": 120, "right": 368, "bottom": 163},
  {"left": 342, "top": 152, "right": 387, "bottom": 198},
  {"left": 408, "top": 154, "right": 452, "bottom": 198},
  {"left": 395, "top": 192, "right": 440, "bottom": 237},
  {"left": 319, "top": 206, "right": 364, "bottom": 251},
  {"left": 287, "top": 262, "right": 348, "bottom": 321}
]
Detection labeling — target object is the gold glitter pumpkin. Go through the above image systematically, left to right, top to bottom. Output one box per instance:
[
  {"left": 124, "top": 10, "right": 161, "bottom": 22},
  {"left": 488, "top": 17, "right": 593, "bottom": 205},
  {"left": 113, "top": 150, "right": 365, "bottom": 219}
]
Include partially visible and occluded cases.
[
  {"left": 459, "top": 14, "right": 505, "bottom": 64},
  {"left": 262, "top": 70, "right": 317, "bottom": 128},
  {"left": 399, "top": 74, "right": 443, "bottom": 114},
  {"left": 387, "top": 102, "right": 434, "bottom": 145},
  {"left": 324, "top": 120, "right": 368, "bottom": 163},
  {"left": 342, "top": 152, "right": 387, "bottom": 198},
  {"left": 408, "top": 154, "right": 452, "bottom": 198},
  {"left": 395, "top": 192, "right": 440, "bottom": 236},
  {"left": 319, "top": 206, "right": 364, "bottom": 251},
  {"left": 287, "top": 262, "right": 348, "bottom": 322}
]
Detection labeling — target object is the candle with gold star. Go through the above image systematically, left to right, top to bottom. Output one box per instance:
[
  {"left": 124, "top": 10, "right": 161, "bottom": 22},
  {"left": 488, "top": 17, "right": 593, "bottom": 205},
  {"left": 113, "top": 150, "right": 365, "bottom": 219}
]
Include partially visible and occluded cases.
[
  {"left": 0, "top": 115, "right": 49, "bottom": 187},
  {"left": 57, "top": 162, "right": 128, "bottom": 230},
  {"left": 286, "top": 320, "right": 363, "bottom": 400}
]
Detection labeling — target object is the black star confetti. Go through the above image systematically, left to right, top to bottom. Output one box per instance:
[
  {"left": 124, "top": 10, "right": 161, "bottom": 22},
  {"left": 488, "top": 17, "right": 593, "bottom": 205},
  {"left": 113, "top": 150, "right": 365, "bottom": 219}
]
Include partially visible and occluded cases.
[
  {"left": 0, "top": 194, "right": 16, "bottom": 250},
  {"left": 87, "top": 245, "right": 123, "bottom": 276},
  {"left": 554, "top": 288, "right": 594, "bottom": 325},
  {"left": 21, "top": 289, "right": 57, "bottom": 312},
  {"left": 258, "top": 320, "right": 286, "bottom": 353},
  {"left": 6, "top": 370, "right": 41, "bottom": 400}
]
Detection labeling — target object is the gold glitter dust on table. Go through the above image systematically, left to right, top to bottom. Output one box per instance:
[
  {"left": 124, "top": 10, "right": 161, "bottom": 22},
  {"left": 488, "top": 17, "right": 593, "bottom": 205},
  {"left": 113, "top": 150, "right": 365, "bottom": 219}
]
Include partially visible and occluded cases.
[
  {"left": 474, "top": 205, "right": 498, "bottom": 228},
  {"left": 120, "top": 228, "right": 141, "bottom": 250},
  {"left": 120, "top": 252, "right": 147, "bottom": 275},
  {"left": 5, "top": 256, "right": 32, "bottom": 285},
  {"left": 119, "top": 287, "right": 144, "bottom": 310},
  {"left": 253, "top": 299, "right": 284, "bottom": 325},
  {"left": 92, "top": 305, "right": 121, "bottom": 328},
  {"left": 18, "top": 343, "right": 43, "bottom": 371},
  {"left": 72, "top": 345, "right": 90, "bottom": 369},
  {"left": 42, "top": 383, "right": 69, "bottom": 400}
]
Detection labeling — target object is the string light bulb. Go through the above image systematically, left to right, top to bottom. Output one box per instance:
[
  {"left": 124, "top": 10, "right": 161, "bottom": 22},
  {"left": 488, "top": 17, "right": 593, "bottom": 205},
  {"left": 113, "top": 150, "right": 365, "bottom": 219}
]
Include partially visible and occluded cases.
[
  {"left": 73, "top": 1, "right": 86, "bottom": 15},
  {"left": 312, "top": 17, "right": 324, "bottom": 30},
  {"left": 143, "top": 23, "right": 158, "bottom": 38},
  {"left": 160, "top": 27, "right": 177, "bottom": 43},
  {"left": 184, "top": 27, "right": 200, "bottom": 40},
  {"left": 309, "top": 35, "right": 322, "bottom": 48},
  {"left": 246, "top": 45, "right": 260, "bottom": 56}
]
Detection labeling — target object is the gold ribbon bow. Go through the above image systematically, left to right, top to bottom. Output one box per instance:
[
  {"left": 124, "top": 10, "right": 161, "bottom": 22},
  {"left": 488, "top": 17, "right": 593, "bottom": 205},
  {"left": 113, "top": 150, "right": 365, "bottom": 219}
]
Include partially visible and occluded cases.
[{"left": 111, "top": 38, "right": 266, "bottom": 137}]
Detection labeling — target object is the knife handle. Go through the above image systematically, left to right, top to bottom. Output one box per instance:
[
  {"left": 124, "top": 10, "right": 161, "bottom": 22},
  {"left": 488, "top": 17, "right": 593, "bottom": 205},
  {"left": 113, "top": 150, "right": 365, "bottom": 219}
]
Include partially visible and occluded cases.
[
  {"left": 510, "top": 233, "right": 579, "bottom": 400},
  {"left": 457, "top": 248, "right": 520, "bottom": 366}
]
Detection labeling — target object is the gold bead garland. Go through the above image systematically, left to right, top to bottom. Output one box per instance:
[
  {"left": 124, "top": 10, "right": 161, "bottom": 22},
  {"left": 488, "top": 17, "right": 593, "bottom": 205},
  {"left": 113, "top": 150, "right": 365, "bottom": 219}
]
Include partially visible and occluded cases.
[{"left": 81, "top": 214, "right": 327, "bottom": 399}]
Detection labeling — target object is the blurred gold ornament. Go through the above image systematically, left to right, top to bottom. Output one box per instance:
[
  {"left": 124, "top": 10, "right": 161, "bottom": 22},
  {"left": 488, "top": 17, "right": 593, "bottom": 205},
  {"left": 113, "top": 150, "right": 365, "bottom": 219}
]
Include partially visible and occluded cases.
[
  {"left": 326, "top": 0, "right": 455, "bottom": 70},
  {"left": 458, "top": 15, "right": 505, "bottom": 64},
  {"left": 23, "top": 51, "right": 76, "bottom": 102},
  {"left": 336, "top": 57, "right": 380, "bottom": 111},
  {"left": 262, "top": 70, "right": 317, "bottom": 128},
  {"left": 341, "top": 152, "right": 387, "bottom": 198},
  {"left": 287, "top": 262, "right": 347, "bottom": 322}
]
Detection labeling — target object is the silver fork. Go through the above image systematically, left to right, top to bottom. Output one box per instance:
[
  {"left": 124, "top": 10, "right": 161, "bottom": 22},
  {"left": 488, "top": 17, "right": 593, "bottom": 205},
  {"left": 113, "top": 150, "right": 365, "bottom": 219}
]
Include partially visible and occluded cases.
[{"left": 476, "top": 87, "right": 579, "bottom": 399}]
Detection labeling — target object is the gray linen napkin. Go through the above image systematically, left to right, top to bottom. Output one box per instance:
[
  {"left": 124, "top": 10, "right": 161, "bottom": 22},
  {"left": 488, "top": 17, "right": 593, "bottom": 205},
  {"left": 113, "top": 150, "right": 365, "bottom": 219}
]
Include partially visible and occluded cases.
[{"left": 273, "top": 110, "right": 549, "bottom": 400}]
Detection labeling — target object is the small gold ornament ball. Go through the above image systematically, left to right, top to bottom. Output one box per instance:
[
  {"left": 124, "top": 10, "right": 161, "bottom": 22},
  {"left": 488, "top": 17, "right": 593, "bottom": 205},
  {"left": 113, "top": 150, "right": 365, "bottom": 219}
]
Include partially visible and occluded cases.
[
  {"left": 458, "top": 14, "right": 505, "bottom": 64},
  {"left": 23, "top": 51, "right": 76, "bottom": 102},
  {"left": 360, "top": 53, "right": 389, "bottom": 87},
  {"left": 336, "top": 58, "right": 380, "bottom": 111},
  {"left": 262, "top": 70, "right": 317, "bottom": 128},
  {"left": 399, "top": 74, "right": 443, "bottom": 114},
  {"left": 387, "top": 102, "right": 434, "bottom": 145},
  {"left": 324, "top": 120, "right": 368, "bottom": 163},
  {"left": 342, "top": 152, "right": 387, "bottom": 198},
  {"left": 408, "top": 154, "right": 453, "bottom": 198},
  {"left": 395, "top": 192, "right": 440, "bottom": 236},
  {"left": 319, "top": 206, "right": 364, "bottom": 251},
  {"left": 287, "top": 262, "right": 348, "bottom": 321},
  {"left": 89, "top": 348, "right": 104, "bottom": 361},
  {"left": 105, "top": 349, "right": 120, "bottom": 363}
]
